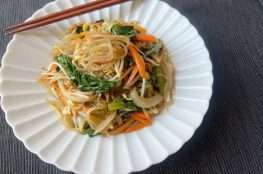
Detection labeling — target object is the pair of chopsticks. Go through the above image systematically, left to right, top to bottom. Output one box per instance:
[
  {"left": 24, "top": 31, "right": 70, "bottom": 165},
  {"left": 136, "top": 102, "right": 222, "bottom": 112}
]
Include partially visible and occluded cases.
[{"left": 5, "top": 0, "right": 130, "bottom": 35}]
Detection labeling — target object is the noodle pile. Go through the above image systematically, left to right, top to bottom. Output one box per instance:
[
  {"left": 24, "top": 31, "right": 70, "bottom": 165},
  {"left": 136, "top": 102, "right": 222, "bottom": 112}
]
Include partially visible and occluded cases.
[{"left": 39, "top": 20, "right": 174, "bottom": 136}]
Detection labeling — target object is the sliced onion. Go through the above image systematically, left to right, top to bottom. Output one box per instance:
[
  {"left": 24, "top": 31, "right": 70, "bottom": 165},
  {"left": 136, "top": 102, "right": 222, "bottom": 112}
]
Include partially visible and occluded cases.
[
  {"left": 161, "top": 53, "right": 174, "bottom": 103},
  {"left": 130, "top": 88, "right": 163, "bottom": 108},
  {"left": 48, "top": 100, "right": 75, "bottom": 129},
  {"left": 81, "top": 107, "right": 97, "bottom": 124},
  {"left": 83, "top": 107, "right": 116, "bottom": 135},
  {"left": 94, "top": 112, "right": 116, "bottom": 134}
]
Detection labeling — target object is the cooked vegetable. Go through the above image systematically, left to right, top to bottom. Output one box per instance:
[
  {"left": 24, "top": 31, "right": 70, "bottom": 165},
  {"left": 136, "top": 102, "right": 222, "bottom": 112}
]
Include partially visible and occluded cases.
[
  {"left": 39, "top": 20, "right": 173, "bottom": 137},
  {"left": 82, "top": 23, "right": 89, "bottom": 32},
  {"left": 111, "top": 24, "right": 135, "bottom": 36},
  {"left": 135, "top": 34, "right": 156, "bottom": 43},
  {"left": 145, "top": 40, "right": 163, "bottom": 56},
  {"left": 128, "top": 44, "right": 148, "bottom": 79},
  {"left": 57, "top": 55, "right": 117, "bottom": 93},
  {"left": 160, "top": 55, "right": 174, "bottom": 103},
  {"left": 125, "top": 66, "right": 138, "bottom": 87},
  {"left": 152, "top": 66, "right": 166, "bottom": 95},
  {"left": 140, "top": 78, "right": 146, "bottom": 97},
  {"left": 57, "top": 80, "right": 95, "bottom": 103},
  {"left": 130, "top": 88, "right": 163, "bottom": 108},
  {"left": 108, "top": 98, "right": 137, "bottom": 112},
  {"left": 48, "top": 100, "right": 75, "bottom": 129},
  {"left": 108, "top": 101, "right": 124, "bottom": 111},
  {"left": 93, "top": 112, "right": 116, "bottom": 134},
  {"left": 131, "top": 112, "right": 151, "bottom": 125},
  {"left": 109, "top": 119, "right": 134, "bottom": 134},
  {"left": 78, "top": 121, "right": 95, "bottom": 136},
  {"left": 124, "top": 122, "right": 145, "bottom": 133},
  {"left": 82, "top": 128, "right": 95, "bottom": 136}
]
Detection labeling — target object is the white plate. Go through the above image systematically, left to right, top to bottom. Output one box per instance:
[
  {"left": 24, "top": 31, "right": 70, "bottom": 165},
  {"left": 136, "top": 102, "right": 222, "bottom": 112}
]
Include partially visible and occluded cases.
[{"left": 0, "top": 0, "right": 213, "bottom": 173}]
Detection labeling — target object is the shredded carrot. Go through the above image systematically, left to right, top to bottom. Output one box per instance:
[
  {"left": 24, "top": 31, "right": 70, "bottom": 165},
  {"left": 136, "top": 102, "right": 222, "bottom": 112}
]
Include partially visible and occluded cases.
[
  {"left": 135, "top": 34, "right": 156, "bottom": 43},
  {"left": 128, "top": 44, "right": 148, "bottom": 79},
  {"left": 121, "top": 66, "right": 133, "bottom": 80},
  {"left": 125, "top": 66, "right": 138, "bottom": 86},
  {"left": 126, "top": 75, "right": 140, "bottom": 88},
  {"left": 143, "top": 111, "right": 151, "bottom": 121},
  {"left": 131, "top": 112, "right": 152, "bottom": 126},
  {"left": 133, "top": 112, "right": 151, "bottom": 121},
  {"left": 132, "top": 116, "right": 149, "bottom": 125},
  {"left": 109, "top": 119, "right": 135, "bottom": 135},
  {"left": 124, "top": 122, "right": 146, "bottom": 133}
]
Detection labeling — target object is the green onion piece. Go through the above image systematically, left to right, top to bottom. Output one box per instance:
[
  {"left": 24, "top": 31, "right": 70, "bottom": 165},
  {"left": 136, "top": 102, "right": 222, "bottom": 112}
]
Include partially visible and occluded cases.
[
  {"left": 82, "top": 23, "right": 89, "bottom": 32},
  {"left": 111, "top": 24, "right": 135, "bottom": 36},
  {"left": 108, "top": 98, "right": 138, "bottom": 112},
  {"left": 108, "top": 101, "right": 125, "bottom": 111}
]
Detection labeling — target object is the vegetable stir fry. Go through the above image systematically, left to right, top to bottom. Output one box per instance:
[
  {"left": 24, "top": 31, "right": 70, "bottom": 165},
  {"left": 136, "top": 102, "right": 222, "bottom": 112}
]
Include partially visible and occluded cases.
[{"left": 38, "top": 20, "right": 174, "bottom": 136}]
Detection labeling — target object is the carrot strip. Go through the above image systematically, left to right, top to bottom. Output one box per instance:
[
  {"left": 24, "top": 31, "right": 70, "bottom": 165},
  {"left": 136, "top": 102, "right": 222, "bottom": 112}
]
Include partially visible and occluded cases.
[
  {"left": 135, "top": 34, "right": 156, "bottom": 43},
  {"left": 128, "top": 44, "right": 148, "bottom": 79},
  {"left": 121, "top": 66, "right": 133, "bottom": 80},
  {"left": 125, "top": 66, "right": 138, "bottom": 86},
  {"left": 126, "top": 75, "right": 140, "bottom": 88},
  {"left": 143, "top": 111, "right": 152, "bottom": 121},
  {"left": 110, "top": 112, "right": 152, "bottom": 135},
  {"left": 131, "top": 112, "right": 152, "bottom": 125},
  {"left": 134, "top": 112, "right": 151, "bottom": 121},
  {"left": 132, "top": 116, "right": 149, "bottom": 125},
  {"left": 109, "top": 119, "right": 135, "bottom": 135},
  {"left": 124, "top": 122, "right": 146, "bottom": 133}
]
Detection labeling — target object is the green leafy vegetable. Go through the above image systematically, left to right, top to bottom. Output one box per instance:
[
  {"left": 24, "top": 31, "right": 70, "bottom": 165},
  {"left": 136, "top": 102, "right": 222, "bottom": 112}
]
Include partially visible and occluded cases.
[
  {"left": 111, "top": 24, "right": 135, "bottom": 36},
  {"left": 56, "top": 55, "right": 117, "bottom": 93},
  {"left": 152, "top": 66, "right": 166, "bottom": 95},
  {"left": 108, "top": 97, "right": 137, "bottom": 112},
  {"left": 125, "top": 100, "right": 138, "bottom": 111},
  {"left": 108, "top": 101, "right": 125, "bottom": 111},
  {"left": 81, "top": 123, "right": 96, "bottom": 137},
  {"left": 82, "top": 128, "right": 96, "bottom": 136}
]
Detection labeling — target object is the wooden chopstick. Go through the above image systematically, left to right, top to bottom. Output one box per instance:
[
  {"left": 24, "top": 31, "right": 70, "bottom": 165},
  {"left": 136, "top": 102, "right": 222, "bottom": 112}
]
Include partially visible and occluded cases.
[
  {"left": 5, "top": 0, "right": 130, "bottom": 35},
  {"left": 5, "top": 0, "right": 106, "bottom": 31}
]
